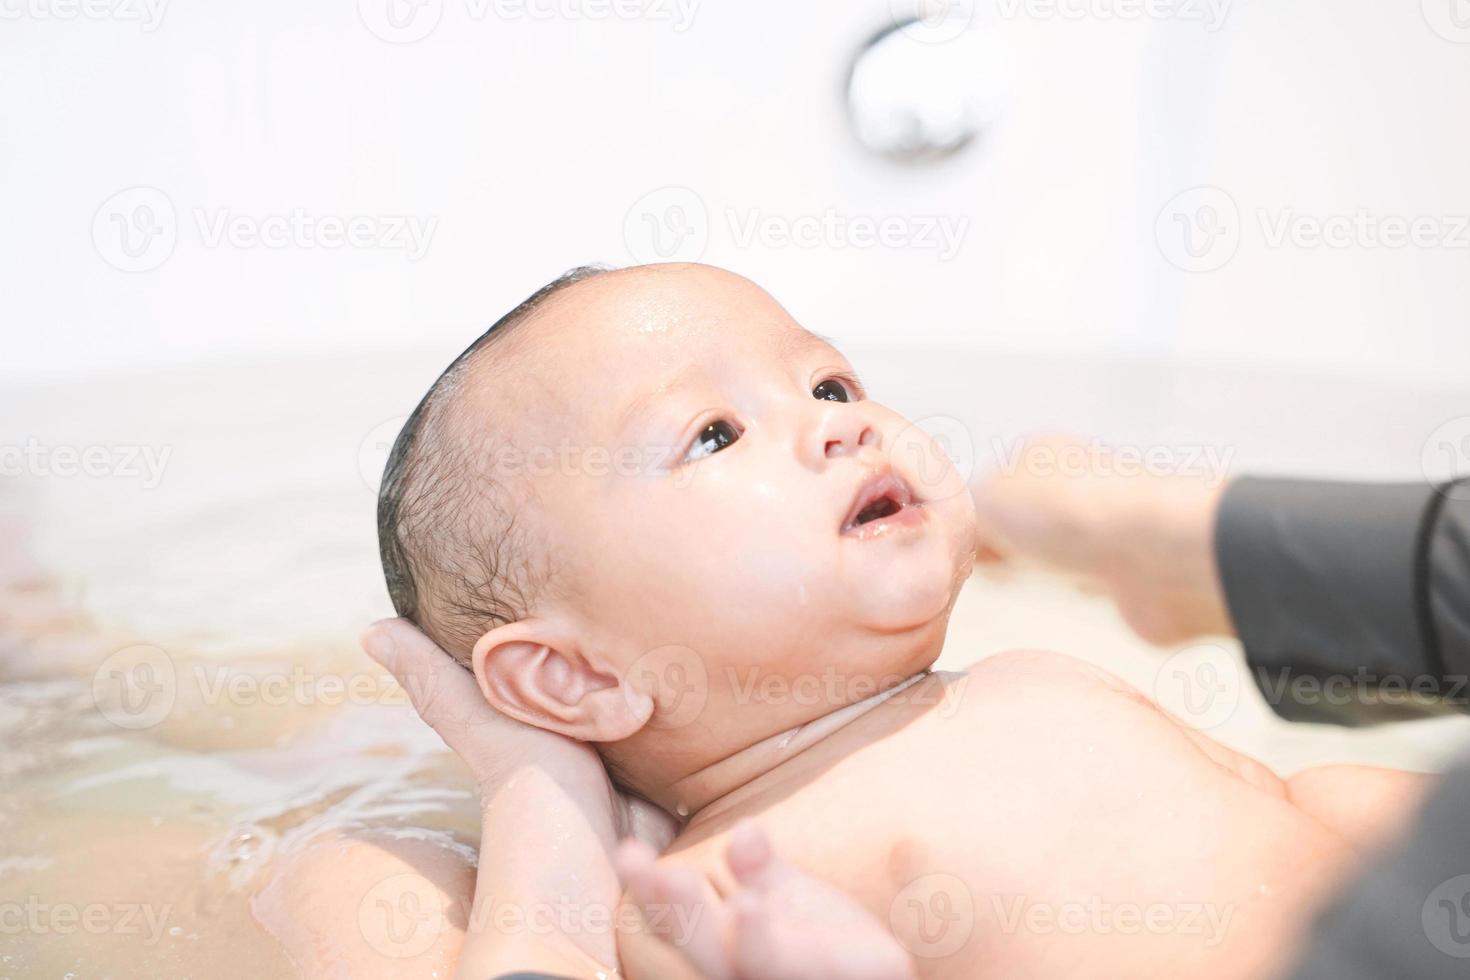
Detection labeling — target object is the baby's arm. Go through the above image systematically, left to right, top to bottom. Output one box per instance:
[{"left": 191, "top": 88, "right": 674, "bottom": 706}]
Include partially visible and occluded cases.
[
  {"left": 1009, "top": 647, "right": 1434, "bottom": 851},
  {"left": 1284, "top": 764, "right": 1435, "bottom": 850}
]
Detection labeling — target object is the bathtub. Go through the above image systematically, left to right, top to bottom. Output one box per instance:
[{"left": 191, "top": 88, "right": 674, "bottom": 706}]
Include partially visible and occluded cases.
[{"left": 2, "top": 347, "right": 1467, "bottom": 975}]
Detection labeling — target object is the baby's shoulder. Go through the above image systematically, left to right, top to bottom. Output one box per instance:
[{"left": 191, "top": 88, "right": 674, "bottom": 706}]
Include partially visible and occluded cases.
[
  {"left": 954, "top": 649, "right": 1142, "bottom": 697},
  {"left": 925, "top": 650, "right": 1161, "bottom": 737}
]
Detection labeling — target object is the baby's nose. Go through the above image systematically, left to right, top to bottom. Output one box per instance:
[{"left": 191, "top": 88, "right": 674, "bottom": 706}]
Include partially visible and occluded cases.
[{"left": 816, "top": 407, "right": 880, "bottom": 459}]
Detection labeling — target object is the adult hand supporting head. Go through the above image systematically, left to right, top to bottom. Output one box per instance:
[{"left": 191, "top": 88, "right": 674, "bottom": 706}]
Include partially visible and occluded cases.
[{"left": 362, "top": 617, "right": 676, "bottom": 977}]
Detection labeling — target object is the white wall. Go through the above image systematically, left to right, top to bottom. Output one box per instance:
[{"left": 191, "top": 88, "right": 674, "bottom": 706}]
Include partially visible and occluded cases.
[{"left": 3, "top": 0, "right": 1468, "bottom": 383}]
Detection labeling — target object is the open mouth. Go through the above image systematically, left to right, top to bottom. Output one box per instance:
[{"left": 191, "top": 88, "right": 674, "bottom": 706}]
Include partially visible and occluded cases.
[{"left": 840, "top": 471, "right": 920, "bottom": 535}]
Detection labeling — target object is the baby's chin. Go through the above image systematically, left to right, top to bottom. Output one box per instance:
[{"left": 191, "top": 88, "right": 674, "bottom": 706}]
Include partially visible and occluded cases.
[
  {"left": 839, "top": 484, "right": 976, "bottom": 629},
  {"left": 848, "top": 539, "right": 970, "bottom": 636}
]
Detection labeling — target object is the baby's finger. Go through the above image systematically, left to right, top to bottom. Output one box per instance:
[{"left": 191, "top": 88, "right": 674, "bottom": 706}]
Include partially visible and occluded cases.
[
  {"left": 725, "top": 820, "right": 780, "bottom": 890},
  {"left": 725, "top": 821, "right": 816, "bottom": 898},
  {"left": 723, "top": 823, "right": 916, "bottom": 980},
  {"left": 616, "top": 839, "right": 734, "bottom": 980},
  {"left": 730, "top": 897, "right": 916, "bottom": 980}
]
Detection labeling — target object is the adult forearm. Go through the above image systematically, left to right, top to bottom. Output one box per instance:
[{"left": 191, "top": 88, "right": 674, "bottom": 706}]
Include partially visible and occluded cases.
[
  {"left": 1215, "top": 477, "right": 1470, "bottom": 724},
  {"left": 458, "top": 761, "right": 625, "bottom": 980}
]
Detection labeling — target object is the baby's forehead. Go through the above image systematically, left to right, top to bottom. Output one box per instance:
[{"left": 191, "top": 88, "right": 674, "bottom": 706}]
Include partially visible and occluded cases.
[
  {"left": 533, "top": 263, "right": 798, "bottom": 356},
  {"left": 474, "top": 265, "right": 828, "bottom": 435}
]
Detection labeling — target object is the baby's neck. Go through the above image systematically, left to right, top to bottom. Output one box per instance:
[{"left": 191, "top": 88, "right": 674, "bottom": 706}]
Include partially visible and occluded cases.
[{"left": 662, "top": 670, "right": 931, "bottom": 825}]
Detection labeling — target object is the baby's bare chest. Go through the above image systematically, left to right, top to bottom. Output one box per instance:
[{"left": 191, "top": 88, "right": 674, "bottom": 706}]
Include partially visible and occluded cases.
[{"left": 666, "top": 663, "right": 1329, "bottom": 976}]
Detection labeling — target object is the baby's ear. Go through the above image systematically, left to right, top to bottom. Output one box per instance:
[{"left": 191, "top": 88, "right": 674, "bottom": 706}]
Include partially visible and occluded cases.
[{"left": 471, "top": 620, "right": 654, "bottom": 742}]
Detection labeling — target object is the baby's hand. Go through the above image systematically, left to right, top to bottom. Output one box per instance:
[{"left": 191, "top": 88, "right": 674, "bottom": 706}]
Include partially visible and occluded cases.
[
  {"left": 970, "top": 435, "right": 1233, "bottom": 645},
  {"left": 617, "top": 821, "right": 915, "bottom": 980}
]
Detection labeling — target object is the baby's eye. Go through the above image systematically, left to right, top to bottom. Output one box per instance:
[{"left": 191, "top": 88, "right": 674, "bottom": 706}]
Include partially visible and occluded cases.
[
  {"left": 812, "top": 378, "right": 854, "bottom": 403},
  {"left": 683, "top": 419, "right": 741, "bottom": 462}
]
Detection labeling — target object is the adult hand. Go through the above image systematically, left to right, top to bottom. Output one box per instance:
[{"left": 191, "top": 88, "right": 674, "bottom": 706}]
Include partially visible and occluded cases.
[
  {"left": 970, "top": 435, "right": 1235, "bottom": 645},
  {"left": 363, "top": 617, "right": 675, "bottom": 844},
  {"left": 362, "top": 618, "right": 676, "bottom": 976}
]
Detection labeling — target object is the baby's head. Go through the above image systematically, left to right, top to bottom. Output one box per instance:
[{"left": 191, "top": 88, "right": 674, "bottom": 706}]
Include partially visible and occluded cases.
[{"left": 378, "top": 263, "right": 976, "bottom": 797}]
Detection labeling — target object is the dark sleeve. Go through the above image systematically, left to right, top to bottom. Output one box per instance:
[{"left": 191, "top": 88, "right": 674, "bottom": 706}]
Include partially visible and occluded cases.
[
  {"left": 1214, "top": 477, "right": 1470, "bottom": 724},
  {"left": 1284, "top": 754, "right": 1470, "bottom": 978}
]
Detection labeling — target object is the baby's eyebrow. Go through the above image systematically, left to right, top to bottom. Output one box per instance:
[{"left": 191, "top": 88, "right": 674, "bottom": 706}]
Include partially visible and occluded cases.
[
  {"left": 779, "top": 327, "right": 838, "bottom": 359},
  {"left": 616, "top": 329, "right": 843, "bottom": 436},
  {"left": 616, "top": 370, "right": 698, "bottom": 438}
]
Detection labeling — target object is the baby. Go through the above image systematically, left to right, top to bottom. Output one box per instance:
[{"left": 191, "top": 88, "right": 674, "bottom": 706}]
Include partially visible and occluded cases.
[{"left": 374, "top": 263, "right": 1425, "bottom": 979}]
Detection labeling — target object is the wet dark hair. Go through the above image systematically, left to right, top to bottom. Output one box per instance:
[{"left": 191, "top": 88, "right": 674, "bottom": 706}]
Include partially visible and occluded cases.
[{"left": 376, "top": 265, "right": 612, "bottom": 663}]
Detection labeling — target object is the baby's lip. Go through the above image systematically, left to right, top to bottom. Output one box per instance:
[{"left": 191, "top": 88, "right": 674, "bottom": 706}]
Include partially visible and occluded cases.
[{"left": 840, "top": 469, "right": 917, "bottom": 534}]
